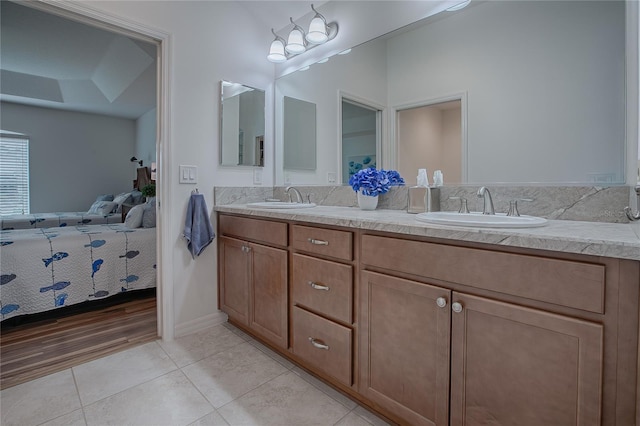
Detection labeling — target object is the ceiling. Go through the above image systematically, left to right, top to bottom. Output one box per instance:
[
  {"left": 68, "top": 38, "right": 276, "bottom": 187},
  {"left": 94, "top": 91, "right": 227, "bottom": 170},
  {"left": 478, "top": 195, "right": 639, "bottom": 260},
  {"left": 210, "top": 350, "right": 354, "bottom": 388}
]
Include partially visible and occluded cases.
[
  {"left": 0, "top": 1, "right": 157, "bottom": 120},
  {"left": 0, "top": 1, "right": 330, "bottom": 120}
]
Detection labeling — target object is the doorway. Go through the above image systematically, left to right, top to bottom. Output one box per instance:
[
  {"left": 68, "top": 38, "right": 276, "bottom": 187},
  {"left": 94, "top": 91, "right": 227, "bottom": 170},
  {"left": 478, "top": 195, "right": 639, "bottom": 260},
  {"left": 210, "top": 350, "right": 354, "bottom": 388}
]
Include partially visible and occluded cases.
[
  {"left": 341, "top": 98, "right": 382, "bottom": 184},
  {"left": 397, "top": 99, "right": 463, "bottom": 185}
]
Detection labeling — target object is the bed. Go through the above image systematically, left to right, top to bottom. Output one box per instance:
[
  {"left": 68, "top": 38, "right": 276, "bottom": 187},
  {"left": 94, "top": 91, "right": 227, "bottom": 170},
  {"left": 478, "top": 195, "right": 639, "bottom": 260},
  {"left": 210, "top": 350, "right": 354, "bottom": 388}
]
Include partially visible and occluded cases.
[
  {"left": 0, "top": 211, "right": 123, "bottom": 230},
  {"left": 0, "top": 224, "right": 156, "bottom": 321}
]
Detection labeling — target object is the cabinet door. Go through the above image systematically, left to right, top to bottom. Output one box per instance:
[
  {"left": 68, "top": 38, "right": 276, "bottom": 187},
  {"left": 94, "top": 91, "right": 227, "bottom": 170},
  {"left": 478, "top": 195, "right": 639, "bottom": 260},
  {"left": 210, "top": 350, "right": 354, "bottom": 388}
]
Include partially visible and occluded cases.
[
  {"left": 219, "top": 236, "right": 250, "bottom": 326},
  {"left": 249, "top": 243, "right": 288, "bottom": 349},
  {"left": 359, "top": 271, "right": 451, "bottom": 426},
  {"left": 450, "top": 293, "right": 603, "bottom": 426}
]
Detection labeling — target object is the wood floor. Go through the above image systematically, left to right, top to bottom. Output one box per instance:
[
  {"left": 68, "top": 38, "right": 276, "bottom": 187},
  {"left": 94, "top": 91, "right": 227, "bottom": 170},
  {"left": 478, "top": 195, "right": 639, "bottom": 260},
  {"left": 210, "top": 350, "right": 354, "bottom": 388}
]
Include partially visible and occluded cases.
[{"left": 0, "top": 296, "right": 157, "bottom": 390}]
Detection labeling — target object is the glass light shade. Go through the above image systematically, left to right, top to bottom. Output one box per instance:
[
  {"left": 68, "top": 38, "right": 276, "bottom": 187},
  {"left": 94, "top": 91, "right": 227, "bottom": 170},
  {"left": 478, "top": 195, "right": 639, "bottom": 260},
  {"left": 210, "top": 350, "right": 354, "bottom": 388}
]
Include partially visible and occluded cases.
[
  {"left": 306, "top": 16, "right": 328, "bottom": 44},
  {"left": 286, "top": 29, "right": 306, "bottom": 54},
  {"left": 267, "top": 39, "right": 287, "bottom": 63}
]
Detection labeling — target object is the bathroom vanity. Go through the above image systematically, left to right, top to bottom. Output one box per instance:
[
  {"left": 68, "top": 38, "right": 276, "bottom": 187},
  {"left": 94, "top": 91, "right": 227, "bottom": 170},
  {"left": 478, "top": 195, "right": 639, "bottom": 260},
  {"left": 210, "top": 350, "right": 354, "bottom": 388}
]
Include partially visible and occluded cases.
[{"left": 217, "top": 206, "right": 640, "bottom": 425}]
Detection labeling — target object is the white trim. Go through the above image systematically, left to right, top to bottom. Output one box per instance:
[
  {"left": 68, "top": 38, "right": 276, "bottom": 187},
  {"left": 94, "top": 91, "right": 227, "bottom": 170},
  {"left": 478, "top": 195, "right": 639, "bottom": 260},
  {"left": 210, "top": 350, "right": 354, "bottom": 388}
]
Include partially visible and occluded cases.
[
  {"left": 32, "top": 0, "right": 174, "bottom": 341},
  {"left": 626, "top": 0, "right": 639, "bottom": 187},
  {"left": 391, "top": 92, "right": 468, "bottom": 182},
  {"left": 174, "top": 311, "right": 228, "bottom": 338}
]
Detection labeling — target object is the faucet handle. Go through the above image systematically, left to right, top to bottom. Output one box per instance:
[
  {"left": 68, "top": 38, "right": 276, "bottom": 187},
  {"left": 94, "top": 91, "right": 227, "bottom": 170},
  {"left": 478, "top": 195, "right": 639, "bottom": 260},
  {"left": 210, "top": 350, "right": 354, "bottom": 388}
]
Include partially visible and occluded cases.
[
  {"left": 306, "top": 193, "right": 312, "bottom": 204},
  {"left": 448, "top": 197, "right": 469, "bottom": 214},
  {"left": 507, "top": 198, "right": 533, "bottom": 217}
]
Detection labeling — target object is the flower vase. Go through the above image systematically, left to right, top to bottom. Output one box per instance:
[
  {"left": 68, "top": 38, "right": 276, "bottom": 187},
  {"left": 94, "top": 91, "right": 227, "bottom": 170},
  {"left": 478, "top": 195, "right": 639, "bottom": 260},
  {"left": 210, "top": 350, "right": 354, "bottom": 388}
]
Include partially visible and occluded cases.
[{"left": 357, "top": 190, "right": 378, "bottom": 210}]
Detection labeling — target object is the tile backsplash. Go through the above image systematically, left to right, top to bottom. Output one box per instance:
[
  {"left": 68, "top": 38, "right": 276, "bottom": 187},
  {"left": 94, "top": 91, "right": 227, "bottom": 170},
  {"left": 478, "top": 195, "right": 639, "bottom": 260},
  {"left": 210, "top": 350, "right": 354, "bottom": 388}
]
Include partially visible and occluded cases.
[{"left": 214, "top": 185, "right": 634, "bottom": 223}]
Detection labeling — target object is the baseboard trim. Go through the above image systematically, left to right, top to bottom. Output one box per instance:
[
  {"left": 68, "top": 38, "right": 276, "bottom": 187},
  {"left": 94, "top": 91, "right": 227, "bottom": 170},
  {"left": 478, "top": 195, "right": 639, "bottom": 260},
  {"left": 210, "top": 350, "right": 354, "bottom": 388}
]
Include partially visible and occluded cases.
[{"left": 174, "top": 311, "right": 228, "bottom": 338}]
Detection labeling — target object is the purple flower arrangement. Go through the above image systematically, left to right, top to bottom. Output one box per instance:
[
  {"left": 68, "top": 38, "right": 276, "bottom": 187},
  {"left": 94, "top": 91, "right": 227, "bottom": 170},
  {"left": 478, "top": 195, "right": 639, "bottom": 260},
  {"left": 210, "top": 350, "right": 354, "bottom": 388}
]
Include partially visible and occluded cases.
[{"left": 349, "top": 168, "right": 405, "bottom": 196}]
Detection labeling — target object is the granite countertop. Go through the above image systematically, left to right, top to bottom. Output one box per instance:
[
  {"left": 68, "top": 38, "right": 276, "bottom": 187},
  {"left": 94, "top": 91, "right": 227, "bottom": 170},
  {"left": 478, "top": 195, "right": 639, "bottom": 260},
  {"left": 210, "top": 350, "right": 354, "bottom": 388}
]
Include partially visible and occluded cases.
[{"left": 215, "top": 205, "right": 640, "bottom": 261}]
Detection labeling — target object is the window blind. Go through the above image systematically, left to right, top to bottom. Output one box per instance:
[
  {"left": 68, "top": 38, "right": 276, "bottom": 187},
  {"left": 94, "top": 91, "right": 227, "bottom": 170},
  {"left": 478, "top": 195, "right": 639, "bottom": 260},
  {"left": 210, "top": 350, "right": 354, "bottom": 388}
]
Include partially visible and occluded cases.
[{"left": 0, "top": 135, "right": 30, "bottom": 215}]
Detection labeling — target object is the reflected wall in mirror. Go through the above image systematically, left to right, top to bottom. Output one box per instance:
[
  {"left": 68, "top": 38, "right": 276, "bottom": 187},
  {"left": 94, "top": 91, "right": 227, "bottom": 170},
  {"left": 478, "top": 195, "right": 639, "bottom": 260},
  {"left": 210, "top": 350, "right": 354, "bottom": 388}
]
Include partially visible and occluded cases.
[
  {"left": 275, "top": 0, "right": 627, "bottom": 185},
  {"left": 220, "top": 81, "right": 265, "bottom": 167},
  {"left": 283, "top": 96, "right": 316, "bottom": 171}
]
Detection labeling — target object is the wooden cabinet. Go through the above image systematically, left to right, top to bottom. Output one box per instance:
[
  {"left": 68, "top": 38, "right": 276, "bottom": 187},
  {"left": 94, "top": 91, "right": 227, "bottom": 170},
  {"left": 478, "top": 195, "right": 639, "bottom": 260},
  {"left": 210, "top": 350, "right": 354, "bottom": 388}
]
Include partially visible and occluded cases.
[
  {"left": 218, "top": 216, "right": 288, "bottom": 349},
  {"left": 290, "top": 225, "right": 355, "bottom": 387},
  {"left": 359, "top": 270, "right": 605, "bottom": 426},
  {"left": 359, "top": 271, "right": 451, "bottom": 426},
  {"left": 449, "top": 293, "right": 603, "bottom": 426}
]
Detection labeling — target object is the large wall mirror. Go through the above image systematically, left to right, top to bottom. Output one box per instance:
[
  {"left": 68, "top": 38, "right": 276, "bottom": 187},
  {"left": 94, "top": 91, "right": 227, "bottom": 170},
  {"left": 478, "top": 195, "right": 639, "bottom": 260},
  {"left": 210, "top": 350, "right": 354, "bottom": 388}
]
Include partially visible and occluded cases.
[
  {"left": 275, "top": 1, "right": 628, "bottom": 185},
  {"left": 220, "top": 80, "right": 265, "bottom": 167}
]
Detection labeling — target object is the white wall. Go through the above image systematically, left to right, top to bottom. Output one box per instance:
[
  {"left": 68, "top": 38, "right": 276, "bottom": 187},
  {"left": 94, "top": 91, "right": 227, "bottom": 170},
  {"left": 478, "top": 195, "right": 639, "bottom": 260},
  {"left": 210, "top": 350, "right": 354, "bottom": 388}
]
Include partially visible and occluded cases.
[
  {"left": 81, "top": 0, "right": 275, "bottom": 332},
  {"left": 388, "top": 1, "right": 625, "bottom": 184},
  {"left": 1, "top": 101, "right": 135, "bottom": 212},
  {"left": 135, "top": 107, "right": 156, "bottom": 166}
]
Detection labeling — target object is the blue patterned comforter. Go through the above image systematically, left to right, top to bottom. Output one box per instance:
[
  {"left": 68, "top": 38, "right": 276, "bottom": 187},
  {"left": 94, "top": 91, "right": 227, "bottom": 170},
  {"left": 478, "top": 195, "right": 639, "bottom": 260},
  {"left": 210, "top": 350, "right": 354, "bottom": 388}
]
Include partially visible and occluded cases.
[
  {"left": 0, "top": 212, "right": 123, "bottom": 230},
  {"left": 0, "top": 224, "right": 156, "bottom": 321}
]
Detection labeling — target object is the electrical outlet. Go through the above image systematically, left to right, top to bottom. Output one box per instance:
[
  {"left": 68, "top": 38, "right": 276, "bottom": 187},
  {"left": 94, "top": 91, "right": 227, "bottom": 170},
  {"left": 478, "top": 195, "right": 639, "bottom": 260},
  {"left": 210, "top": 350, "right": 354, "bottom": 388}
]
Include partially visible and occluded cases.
[
  {"left": 253, "top": 169, "right": 263, "bottom": 185},
  {"left": 327, "top": 172, "right": 336, "bottom": 183}
]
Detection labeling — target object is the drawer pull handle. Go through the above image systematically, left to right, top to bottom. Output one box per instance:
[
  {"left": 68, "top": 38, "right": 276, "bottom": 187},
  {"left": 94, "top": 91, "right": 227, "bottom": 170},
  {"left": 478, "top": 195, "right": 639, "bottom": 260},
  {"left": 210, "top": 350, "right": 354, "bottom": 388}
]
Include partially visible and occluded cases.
[
  {"left": 308, "top": 238, "right": 329, "bottom": 246},
  {"left": 308, "top": 281, "right": 330, "bottom": 291},
  {"left": 436, "top": 297, "right": 447, "bottom": 308},
  {"left": 452, "top": 302, "right": 463, "bottom": 313},
  {"left": 308, "top": 337, "right": 330, "bottom": 350}
]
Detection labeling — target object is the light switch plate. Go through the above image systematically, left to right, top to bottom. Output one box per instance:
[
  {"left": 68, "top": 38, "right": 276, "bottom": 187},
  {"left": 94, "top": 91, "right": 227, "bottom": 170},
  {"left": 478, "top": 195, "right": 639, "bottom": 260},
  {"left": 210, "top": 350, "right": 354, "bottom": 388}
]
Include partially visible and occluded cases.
[
  {"left": 179, "top": 165, "right": 198, "bottom": 184},
  {"left": 253, "top": 169, "right": 263, "bottom": 185}
]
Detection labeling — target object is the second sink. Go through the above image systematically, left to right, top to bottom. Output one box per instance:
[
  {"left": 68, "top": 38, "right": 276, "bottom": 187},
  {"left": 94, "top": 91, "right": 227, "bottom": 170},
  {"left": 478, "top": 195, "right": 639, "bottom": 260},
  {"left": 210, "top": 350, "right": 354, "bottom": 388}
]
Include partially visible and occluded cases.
[{"left": 416, "top": 211, "right": 547, "bottom": 228}]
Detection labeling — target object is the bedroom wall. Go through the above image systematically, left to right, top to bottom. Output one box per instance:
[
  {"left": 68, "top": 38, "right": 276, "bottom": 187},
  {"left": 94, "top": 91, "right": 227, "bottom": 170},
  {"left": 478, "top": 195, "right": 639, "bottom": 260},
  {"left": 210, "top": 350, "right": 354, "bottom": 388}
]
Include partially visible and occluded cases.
[
  {"left": 1, "top": 102, "right": 135, "bottom": 213},
  {"left": 135, "top": 107, "right": 156, "bottom": 167}
]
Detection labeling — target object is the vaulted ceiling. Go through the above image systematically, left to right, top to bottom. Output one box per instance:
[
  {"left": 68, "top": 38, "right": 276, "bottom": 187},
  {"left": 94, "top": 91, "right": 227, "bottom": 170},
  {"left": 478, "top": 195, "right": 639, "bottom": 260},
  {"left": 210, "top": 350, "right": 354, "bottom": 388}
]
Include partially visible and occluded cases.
[{"left": 0, "top": 1, "right": 157, "bottom": 119}]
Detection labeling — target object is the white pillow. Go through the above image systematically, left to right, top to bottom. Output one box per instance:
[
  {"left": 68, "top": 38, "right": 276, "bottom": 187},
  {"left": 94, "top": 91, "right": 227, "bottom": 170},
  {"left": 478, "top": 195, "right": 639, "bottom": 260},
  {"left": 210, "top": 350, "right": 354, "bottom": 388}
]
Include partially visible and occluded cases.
[
  {"left": 87, "top": 201, "right": 117, "bottom": 216},
  {"left": 124, "top": 204, "right": 145, "bottom": 228}
]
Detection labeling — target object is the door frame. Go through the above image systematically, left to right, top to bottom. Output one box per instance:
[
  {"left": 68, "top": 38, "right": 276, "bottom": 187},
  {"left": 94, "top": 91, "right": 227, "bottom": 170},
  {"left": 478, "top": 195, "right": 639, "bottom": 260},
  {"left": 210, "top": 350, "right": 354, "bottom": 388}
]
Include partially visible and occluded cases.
[{"left": 29, "top": 0, "right": 174, "bottom": 340}]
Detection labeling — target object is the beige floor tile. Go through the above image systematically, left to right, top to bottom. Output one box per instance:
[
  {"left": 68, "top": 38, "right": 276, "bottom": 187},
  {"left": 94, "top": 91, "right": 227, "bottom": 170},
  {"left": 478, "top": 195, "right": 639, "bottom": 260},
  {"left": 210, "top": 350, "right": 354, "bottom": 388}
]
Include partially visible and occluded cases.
[
  {"left": 221, "top": 322, "right": 252, "bottom": 341},
  {"left": 159, "top": 324, "right": 246, "bottom": 367},
  {"left": 248, "top": 340, "right": 295, "bottom": 370},
  {"left": 73, "top": 341, "right": 177, "bottom": 405},
  {"left": 182, "top": 342, "right": 288, "bottom": 408},
  {"left": 291, "top": 367, "right": 358, "bottom": 410},
  {"left": 0, "top": 369, "right": 81, "bottom": 426},
  {"left": 83, "top": 370, "right": 213, "bottom": 426},
  {"left": 217, "top": 371, "right": 350, "bottom": 426},
  {"left": 352, "top": 406, "right": 392, "bottom": 426},
  {"left": 39, "top": 409, "right": 87, "bottom": 426},
  {"left": 188, "top": 410, "right": 230, "bottom": 426},
  {"left": 334, "top": 411, "right": 376, "bottom": 426}
]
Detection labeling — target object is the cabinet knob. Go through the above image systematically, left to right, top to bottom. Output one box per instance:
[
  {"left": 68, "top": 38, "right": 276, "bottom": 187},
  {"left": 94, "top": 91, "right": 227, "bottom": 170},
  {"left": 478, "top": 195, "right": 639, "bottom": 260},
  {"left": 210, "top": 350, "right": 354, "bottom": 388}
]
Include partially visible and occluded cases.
[
  {"left": 308, "top": 281, "right": 330, "bottom": 291},
  {"left": 436, "top": 297, "right": 447, "bottom": 308},
  {"left": 452, "top": 302, "right": 463, "bottom": 313},
  {"left": 308, "top": 337, "right": 330, "bottom": 350}
]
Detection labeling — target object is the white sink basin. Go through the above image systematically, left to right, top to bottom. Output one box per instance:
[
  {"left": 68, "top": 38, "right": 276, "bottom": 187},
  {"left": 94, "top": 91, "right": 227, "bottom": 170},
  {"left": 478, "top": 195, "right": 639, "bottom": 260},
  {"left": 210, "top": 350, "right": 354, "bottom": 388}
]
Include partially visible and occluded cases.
[
  {"left": 246, "top": 201, "right": 316, "bottom": 209},
  {"left": 416, "top": 212, "right": 547, "bottom": 228}
]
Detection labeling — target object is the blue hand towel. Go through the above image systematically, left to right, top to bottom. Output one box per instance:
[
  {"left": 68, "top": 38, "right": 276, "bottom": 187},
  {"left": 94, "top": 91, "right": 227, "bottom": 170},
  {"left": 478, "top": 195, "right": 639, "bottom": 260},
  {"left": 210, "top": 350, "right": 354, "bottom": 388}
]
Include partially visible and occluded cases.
[{"left": 184, "top": 193, "right": 215, "bottom": 259}]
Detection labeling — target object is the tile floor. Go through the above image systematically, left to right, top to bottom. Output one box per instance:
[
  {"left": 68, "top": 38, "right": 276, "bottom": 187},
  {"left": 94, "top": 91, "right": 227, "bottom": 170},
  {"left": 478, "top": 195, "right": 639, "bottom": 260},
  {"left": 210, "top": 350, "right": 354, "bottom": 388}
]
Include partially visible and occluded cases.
[{"left": 0, "top": 322, "right": 392, "bottom": 426}]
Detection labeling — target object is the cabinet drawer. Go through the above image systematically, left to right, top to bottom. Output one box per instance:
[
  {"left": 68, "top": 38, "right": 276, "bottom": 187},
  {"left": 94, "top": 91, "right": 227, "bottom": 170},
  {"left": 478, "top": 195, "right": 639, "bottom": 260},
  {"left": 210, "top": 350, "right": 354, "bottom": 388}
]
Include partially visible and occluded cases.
[
  {"left": 219, "top": 215, "right": 287, "bottom": 247},
  {"left": 291, "top": 225, "right": 352, "bottom": 261},
  {"left": 361, "top": 235, "right": 605, "bottom": 314},
  {"left": 292, "top": 254, "right": 353, "bottom": 324},
  {"left": 292, "top": 306, "right": 352, "bottom": 386}
]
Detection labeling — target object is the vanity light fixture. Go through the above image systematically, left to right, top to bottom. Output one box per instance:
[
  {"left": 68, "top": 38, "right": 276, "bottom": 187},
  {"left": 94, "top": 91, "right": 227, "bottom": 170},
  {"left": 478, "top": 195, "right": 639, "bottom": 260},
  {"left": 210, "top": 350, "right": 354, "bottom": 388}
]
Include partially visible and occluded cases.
[
  {"left": 446, "top": 0, "right": 471, "bottom": 11},
  {"left": 267, "top": 4, "right": 338, "bottom": 63},
  {"left": 286, "top": 18, "right": 307, "bottom": 54},
  {"left": 267, "top": 29, "right": 287, "bottom": 63}
]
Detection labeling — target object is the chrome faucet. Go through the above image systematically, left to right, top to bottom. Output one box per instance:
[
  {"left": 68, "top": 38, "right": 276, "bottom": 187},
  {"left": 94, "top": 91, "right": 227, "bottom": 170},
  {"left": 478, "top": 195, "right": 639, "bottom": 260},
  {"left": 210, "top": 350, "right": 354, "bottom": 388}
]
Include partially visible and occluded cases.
[
  {"left": 285, "top": 186, "right": 304, "bottom": 203},
  {"left": 477, "top": 186, "right": 495, "bottom": 215}
]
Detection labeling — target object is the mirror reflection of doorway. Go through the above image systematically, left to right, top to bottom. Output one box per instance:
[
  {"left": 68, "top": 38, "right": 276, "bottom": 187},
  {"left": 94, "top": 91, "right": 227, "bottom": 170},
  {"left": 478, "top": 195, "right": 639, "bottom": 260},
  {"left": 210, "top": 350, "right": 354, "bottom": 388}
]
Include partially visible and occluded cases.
[
  {"left": 341, "top": 99, "right": 381, "bottom": 184},
  {"left": 397, "top": 100, "right": 462, "bottom": 185}
]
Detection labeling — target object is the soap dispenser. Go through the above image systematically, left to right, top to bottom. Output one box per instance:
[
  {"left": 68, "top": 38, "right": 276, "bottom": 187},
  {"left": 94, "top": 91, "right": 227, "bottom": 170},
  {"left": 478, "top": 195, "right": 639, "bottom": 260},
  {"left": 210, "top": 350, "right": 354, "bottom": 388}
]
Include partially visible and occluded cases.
[{"left": 408, "top": 169, "right": 440, "bottom": 213}]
